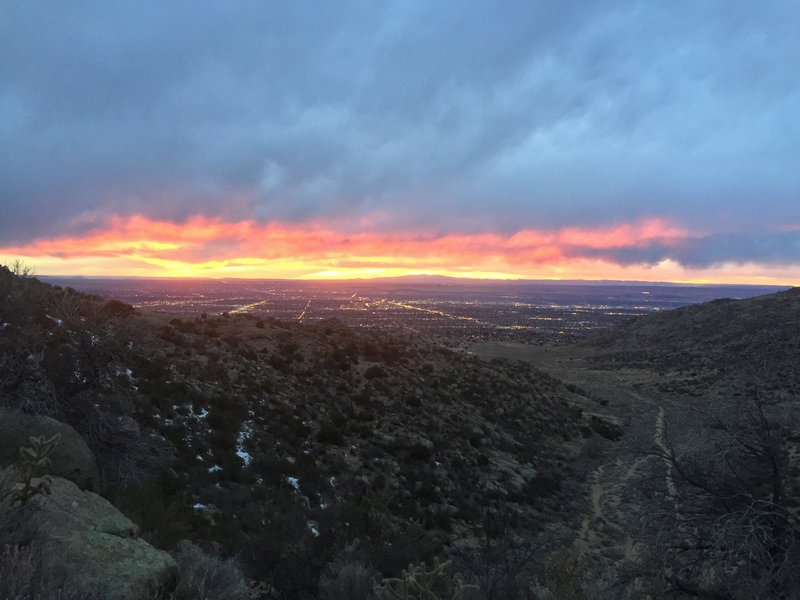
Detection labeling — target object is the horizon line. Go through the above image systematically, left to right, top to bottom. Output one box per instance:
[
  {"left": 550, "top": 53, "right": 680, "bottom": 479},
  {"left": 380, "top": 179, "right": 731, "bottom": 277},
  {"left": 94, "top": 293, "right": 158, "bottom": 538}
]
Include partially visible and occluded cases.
[{"left": 35, "top": 273, "right": 792, "bottom": 288}]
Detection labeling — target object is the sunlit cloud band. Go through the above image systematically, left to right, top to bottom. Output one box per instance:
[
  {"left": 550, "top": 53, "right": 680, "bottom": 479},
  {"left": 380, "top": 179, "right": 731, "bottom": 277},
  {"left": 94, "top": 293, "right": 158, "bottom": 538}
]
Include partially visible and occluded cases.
[{"left": 1, "top": 215, "right": 797, "bottom": 285}]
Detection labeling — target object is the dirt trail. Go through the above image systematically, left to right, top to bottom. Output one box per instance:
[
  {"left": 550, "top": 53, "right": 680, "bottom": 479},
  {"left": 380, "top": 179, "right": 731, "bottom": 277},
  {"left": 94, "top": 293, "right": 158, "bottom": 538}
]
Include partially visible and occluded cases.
[
  {"left": 470, "top": 342, "right": 676, "bottom": 562},
  {"left": 571, "top": 389, "right": 673, "bottom": 562},
  {"left": 654, "top": 406, "right": 678, "bottom": 503},
  {"left": 575, "top": 465, "right": 605, "bottom": 554}
]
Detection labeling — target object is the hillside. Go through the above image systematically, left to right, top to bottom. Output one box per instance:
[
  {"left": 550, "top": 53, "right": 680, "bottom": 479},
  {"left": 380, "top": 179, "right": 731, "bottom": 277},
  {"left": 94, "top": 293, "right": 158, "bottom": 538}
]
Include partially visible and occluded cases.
[
  {"left": 0, "top": 266, "right": 605, "bottom": 599},
  {"left": 6, "top": 266, "right": 797, "bottom": 599},
  {"left": 584, "top": 286, "right": 800, "bottom": 398},
  {"left": 474, "top": 287, "right": 800, "bottom": 599}
]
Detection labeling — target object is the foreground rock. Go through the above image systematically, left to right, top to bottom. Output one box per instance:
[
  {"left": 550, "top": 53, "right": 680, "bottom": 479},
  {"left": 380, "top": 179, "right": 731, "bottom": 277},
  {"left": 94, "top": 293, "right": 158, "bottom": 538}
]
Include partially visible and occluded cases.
[
  {"left": 0, "top": 408, "right": 99, "bottom": 490},
  {"left": 27, "top": 477, "right": 178, "bottom": 599}
]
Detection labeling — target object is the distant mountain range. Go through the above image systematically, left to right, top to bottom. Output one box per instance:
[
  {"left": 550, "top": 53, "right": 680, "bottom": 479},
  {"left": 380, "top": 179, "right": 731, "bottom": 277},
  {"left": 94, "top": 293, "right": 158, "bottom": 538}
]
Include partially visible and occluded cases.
[{"left": 37, "top": 272, "right": 787, "bottom": 286}]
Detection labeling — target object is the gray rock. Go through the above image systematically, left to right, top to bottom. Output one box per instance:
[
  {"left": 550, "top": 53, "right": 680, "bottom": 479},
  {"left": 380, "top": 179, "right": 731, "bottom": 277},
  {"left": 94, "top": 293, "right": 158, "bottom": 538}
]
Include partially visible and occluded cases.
[
  {"left": 0, "top": 408, "right": 99, "bottom": 490},
  {"left": 583, "top": 412, "right": 624, "bottom": 441},
  {"left": 28, "top": 477, "right": 178, "bottom": 600}
]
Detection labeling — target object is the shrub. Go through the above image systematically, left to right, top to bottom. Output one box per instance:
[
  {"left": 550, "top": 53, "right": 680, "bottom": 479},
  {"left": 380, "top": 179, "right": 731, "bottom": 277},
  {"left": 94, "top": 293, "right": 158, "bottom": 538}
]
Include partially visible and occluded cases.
[
  {"left": 102, "top": 299, "right": 134, "bottom": 317},
  {"left": 364, "top": 365, "right": 386, "bottom": 380},
  {"left": 318, "top": 420, "right": 344, "bottom": 446},
  {"left": 409, "top": 443, "right": 433, "bottom": 461},
  {"left": 171, "top": 541, "right": 248, "bottom": 600},
  {"left": 0, "top": 542, "right": 105, "bottom": 599},
  {"left": 319, "top": 557, "right": 378, "bottom": 600},
  {"left": 375, "top": 558, "right": 476, "bottom": 600}
]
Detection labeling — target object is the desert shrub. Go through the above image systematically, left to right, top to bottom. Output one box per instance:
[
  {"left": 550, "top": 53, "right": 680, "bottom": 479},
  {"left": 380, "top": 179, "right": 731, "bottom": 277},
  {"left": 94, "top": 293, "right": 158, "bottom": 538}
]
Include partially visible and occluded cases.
[
  {"left": 101, "top": 298, "right": 134, "bottom": 317},
  {"left": 238, "top": 348, "right": 257, "bottom": 361},
  {"left": 268, "top": 353, "right": 291, "bottom": 373},
  {"left": 364, "top": 365, "right": 386, "bottom": 380},
  {"left": 405, "top": 395, "right": 422, "bottom": 408},
  {"left": 81, "top": 404, "right": 173, "bottom": 489},
  {"left": 287, "top": 418, "right": 311, "bottom": 440},
  {"left": 318, "top": 420, "right": 344, "bottom": 445},
  {"left": 467, "top": 431, "right": 482, "bottom": 449},
  {"left": 409, "top": 443, "right": 433, "bottom": 461},
  {"left": 524, "top": 471, "right": 561, "bottom": 498},
  {"left": 110, "top": 474, "right": 196, "bottom": 549},
  {"left": 171, "top": 541, "right": 248, "bottom": 600},
  {"left": 0, "top": 542, "right": 106, "bottom": 600},
  {"left": 319, "top": 556, "right": 378, "bottom": 600},
  {"left": 374, "top": 558, "right": 476, "bottom": 600}
]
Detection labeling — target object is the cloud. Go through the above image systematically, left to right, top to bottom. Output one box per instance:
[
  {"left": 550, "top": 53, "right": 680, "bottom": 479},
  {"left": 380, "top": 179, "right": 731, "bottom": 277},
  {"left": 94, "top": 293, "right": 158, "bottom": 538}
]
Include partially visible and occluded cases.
[
  {"left": 1, "top": 1, "right": 799, "bottom": 275},
  {"left": 0, "top": 212, "right": 788, "bottom": 276}
]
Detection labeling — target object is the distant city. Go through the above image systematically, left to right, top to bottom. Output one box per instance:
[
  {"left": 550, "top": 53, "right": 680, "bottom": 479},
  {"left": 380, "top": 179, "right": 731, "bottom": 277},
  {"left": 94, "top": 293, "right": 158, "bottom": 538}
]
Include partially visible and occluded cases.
[{"left": 41, "top": 276, "right": 787, "bottom": 345}]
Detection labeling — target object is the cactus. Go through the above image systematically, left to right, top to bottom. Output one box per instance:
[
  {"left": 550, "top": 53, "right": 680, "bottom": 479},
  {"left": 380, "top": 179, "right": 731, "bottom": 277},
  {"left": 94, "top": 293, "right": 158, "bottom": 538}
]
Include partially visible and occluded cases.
[
  {"left": 2, "top": 434, "right": 61, "bottom": 506},
  {"left": 374, "top": 558, "right": 477, "bottom": 600}
]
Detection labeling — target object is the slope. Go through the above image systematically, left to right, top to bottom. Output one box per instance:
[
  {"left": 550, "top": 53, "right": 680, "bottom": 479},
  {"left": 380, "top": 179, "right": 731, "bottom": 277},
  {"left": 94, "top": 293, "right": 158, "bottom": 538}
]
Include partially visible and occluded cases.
[{"left": 1, "top": 266, "right": 601, "bottom": 599}]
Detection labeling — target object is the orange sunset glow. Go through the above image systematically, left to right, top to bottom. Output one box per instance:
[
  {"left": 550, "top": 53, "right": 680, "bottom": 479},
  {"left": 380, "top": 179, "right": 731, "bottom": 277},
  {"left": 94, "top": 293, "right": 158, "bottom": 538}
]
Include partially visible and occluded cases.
[{"left": 1, "top": 214, "right": 796, "bottom": 285}]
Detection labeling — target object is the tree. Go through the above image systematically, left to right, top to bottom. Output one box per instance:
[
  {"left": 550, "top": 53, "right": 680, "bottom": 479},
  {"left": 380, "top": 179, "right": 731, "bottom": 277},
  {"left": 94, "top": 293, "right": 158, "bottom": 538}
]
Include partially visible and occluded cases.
[{"left": 636, "top": 391, "right": 800, "bottom": 599}]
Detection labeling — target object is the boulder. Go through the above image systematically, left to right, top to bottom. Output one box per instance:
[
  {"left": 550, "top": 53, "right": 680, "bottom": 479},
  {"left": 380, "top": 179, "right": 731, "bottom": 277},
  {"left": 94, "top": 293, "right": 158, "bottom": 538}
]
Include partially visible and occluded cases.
[
  {"left": 0, "top": 408, "right": 99, "bottom": 490},
  {"left": 583, "top": 412, "right": 624, "bottom": 441},
  {"left": 26, "top": 477, "right": 178, "bottom": 599}
]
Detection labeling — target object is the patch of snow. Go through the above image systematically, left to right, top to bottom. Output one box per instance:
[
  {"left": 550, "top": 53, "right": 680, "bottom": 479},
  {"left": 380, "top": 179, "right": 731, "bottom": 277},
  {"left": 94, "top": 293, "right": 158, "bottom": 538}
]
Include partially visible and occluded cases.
[
  {"left": 188, "top": 405, "right": 208, "bottom": 420},
  {"left": 235, "top": 425, "right": 253, "bottom": 466},
  {"left": 195, "top": 454, "right": 203, "bottom": 461},
  {"left": 208, "top": 465, "right": 222, "bottom": 473},
  {"left": 286, "top": 476, "right": 300, "bottom": 491},
  {"left": 329, "top": 476, "right": 336, "bottom": 487},
  {"left": 193, "top": 503, "right": 206, "bottom": 510},
  {"left": 307, "top": 522, "right": 320, "bottom": 537}
]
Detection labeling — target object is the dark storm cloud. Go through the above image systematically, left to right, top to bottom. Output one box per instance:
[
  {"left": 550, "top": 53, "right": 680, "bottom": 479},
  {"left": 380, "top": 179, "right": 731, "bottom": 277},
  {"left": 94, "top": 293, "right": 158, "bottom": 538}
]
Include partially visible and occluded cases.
[
  {"left": 2, "top": 0, "right": 800, "bottom": 267},
  {"left": 567, "top": 229, "right": 800, "bottom": 268}
]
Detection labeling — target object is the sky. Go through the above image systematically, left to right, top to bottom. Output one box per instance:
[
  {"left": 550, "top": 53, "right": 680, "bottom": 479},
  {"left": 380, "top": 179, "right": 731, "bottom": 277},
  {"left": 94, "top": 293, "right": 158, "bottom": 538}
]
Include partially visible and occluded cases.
[{"left": 1, "top": 1, "right": 799, "bottom": 284}]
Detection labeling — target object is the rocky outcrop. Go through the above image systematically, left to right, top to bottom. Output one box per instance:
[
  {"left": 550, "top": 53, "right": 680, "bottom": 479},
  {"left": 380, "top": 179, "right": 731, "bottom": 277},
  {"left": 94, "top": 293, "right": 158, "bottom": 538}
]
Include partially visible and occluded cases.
[
  {"left": 0, "top": 408, "right": 99, "bottom": 490},
  {"left": 582, "top": 412, "right": 624, "bottom": 441},
  {"left": 26, "top": 477, "right": 178, "bottom": 599}
]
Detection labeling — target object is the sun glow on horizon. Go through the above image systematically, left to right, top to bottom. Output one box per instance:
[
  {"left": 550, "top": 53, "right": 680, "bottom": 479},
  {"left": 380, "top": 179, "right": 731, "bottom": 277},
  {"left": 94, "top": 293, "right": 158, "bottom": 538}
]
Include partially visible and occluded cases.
[{"left": 1, "top": 214, "right": 797, "bottom": 286}]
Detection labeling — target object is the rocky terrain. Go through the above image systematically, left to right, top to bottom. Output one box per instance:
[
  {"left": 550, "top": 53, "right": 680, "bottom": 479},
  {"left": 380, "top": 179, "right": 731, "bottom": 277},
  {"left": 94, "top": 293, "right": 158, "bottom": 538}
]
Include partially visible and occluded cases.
[
  {"left": 2, "top": 264, "right": 798, "bottom": 599},
  {"left": 0, "top": 265, "right": 610, "bottom": 599},
  {"left": 474, "top": 286, "right": 800, "bottom": 599}
]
